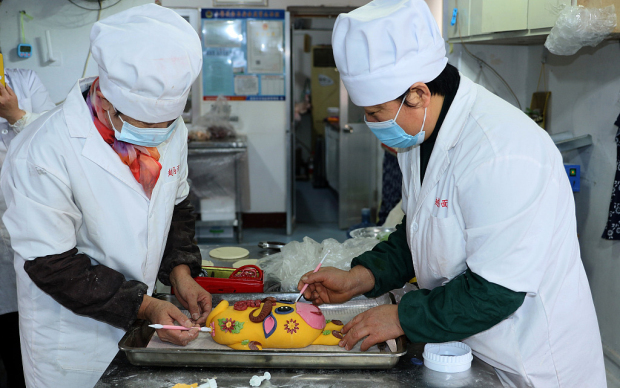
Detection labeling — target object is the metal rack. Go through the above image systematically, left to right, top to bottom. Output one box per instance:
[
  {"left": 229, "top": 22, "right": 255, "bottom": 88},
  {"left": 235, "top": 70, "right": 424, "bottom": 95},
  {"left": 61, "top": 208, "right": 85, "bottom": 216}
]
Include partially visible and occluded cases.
[{"left": 188, "top": 135, "right": 247, "bottom": 243}]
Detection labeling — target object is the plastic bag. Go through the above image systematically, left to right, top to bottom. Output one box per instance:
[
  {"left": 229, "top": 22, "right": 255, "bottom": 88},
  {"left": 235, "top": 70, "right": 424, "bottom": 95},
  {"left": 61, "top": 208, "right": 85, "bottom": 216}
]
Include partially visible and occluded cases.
[
  {"left": 545, "top": 4, "right": 617, "bottom": 55},
  {"left": 190, "top": 96, "right": 236, "bottom": 140},
  {"left": 187, "top": 152, "right": 243, "bottom": 200},
  {"left": 257, "top": 236, "right": 381, "bottom": 292}
]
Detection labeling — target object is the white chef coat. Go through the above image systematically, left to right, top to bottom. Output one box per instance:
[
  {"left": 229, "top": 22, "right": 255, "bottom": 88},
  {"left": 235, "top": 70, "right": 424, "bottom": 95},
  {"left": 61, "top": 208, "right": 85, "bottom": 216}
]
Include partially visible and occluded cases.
[
  {"left": 0, "top": 68, "right": 55, "bottom": 316},
  {"left": 398, "top": 75, "right": 605, "bottom": 387},
  {"left": 0, "top": 77, "right": 190, "bottom": 388}
]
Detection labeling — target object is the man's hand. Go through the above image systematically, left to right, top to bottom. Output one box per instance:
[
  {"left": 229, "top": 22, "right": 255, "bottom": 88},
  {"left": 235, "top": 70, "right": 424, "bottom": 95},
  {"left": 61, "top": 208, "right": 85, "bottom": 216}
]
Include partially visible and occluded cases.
[
  {"left": 0, "top": 82, "right": 25, "bottom": 125},
  {"left": 170, "top": 264, "right": 212, "bottom": 325},
  {"left": 297, "top": 265, "right": 375, "bottom": 305},
  {"left": 137, "top": 294, "right": 200, "bottom": 346},
  {"left": 340, "top": 304, "right": 404, "bottom": 351}
]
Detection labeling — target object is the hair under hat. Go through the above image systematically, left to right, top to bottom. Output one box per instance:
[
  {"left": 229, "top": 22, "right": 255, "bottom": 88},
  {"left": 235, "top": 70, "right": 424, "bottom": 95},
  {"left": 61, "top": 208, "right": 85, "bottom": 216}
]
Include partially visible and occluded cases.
[
  {"left": 332, "top": 0, "right": 447, "bottom": 107},
  {"left": 90, "top": 4, "right": 202, "bottom": 123}
]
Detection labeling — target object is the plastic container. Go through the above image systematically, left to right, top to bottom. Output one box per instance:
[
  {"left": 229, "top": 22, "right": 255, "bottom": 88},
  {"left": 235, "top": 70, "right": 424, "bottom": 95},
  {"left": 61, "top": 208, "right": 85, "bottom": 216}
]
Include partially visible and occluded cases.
[
  {"left": 185, "top": 265, "right": 264, "bottom": 294},
  {"left": 422, "top": 342, "right": 473, "bottom": 373}
]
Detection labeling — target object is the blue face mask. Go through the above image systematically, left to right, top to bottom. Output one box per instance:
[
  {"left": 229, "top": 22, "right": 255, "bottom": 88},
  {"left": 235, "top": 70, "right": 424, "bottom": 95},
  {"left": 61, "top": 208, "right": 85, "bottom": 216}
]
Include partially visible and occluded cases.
[
  {"left": 364, "top": 97, "right": 427, "bottom": 149},
  {"left": 107, "top": 109, "right": 179, "bottom": 147}
]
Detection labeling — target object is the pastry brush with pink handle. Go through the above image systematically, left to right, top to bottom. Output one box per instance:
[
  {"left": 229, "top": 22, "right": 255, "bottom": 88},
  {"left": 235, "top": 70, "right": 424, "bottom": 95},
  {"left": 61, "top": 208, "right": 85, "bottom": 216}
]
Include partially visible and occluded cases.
[{"left": 296, "top": 249, "right": 330, "bottom": 303}]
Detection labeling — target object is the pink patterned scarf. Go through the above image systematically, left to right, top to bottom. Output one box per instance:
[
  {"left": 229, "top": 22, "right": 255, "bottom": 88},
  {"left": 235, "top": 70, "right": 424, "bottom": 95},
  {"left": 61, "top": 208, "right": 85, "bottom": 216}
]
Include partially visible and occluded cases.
[{"left": 85, "top": 78, "right": 162, "bottom": 199}]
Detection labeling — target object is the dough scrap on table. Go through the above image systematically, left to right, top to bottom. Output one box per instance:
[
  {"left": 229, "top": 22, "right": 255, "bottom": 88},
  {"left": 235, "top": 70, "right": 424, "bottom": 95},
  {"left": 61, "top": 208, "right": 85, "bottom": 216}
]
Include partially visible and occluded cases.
[
  {"left": 209, "top": 247, "right": 249, "bottom": 260},
  {"left": 206, "top": 297, "right": 345, "bottom": 350},
  {"left": 250, "top": 371, "right": 271, "bottom": 387},
  {"left": 171, "top": 377, "right": 217, "bottom": 388},
  {"left": 198, "top": 378, "right": 218, "bottom": 388}
]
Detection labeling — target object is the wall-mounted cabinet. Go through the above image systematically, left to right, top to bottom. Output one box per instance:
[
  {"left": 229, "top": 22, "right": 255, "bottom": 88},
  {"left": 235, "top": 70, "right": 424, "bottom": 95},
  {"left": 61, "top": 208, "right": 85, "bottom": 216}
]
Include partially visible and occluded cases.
[
  {"left": 446, "top": 0, "right": 593, "bottom": 45},
  {"left": 471, "top": 0, "right": 529, "bottom": 35},
  {"left": 528, "top": 0, "right": 571, "bottom": 30}
]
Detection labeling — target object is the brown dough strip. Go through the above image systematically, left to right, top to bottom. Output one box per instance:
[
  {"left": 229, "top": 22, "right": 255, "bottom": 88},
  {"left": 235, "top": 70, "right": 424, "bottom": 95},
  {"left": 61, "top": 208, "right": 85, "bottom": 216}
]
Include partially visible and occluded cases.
[{"left": 249, "top": 300, "right": 273, "bottom": 323}]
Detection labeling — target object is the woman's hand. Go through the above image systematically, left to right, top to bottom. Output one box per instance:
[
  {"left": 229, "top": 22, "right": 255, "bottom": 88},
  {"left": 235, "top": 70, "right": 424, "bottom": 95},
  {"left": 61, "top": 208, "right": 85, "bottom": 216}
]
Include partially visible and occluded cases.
[
  {"left": 0, "top": 82, "right": 25, "bottom": 125},
  {"left": 170, "top": 264, "right": 212, "bottom": 325},
  {"left": 297, "top": 265, "right": 375, "bottom": 305},
  {"left": 137, "top": 295, "right": 200, "bottom": 346},
  {"left": 339, "top": 304, "right": 404, "bottom": 351}
]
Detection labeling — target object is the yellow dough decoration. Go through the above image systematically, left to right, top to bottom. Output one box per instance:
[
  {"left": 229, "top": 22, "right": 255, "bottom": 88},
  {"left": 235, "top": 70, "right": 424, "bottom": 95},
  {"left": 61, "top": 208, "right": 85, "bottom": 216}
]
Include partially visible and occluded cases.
[
  {"left": 206, "top": 297, "right": 344, "bottom": 350},
  {"left": 170, "top": 384, "right": 198, "bottom": 388}
]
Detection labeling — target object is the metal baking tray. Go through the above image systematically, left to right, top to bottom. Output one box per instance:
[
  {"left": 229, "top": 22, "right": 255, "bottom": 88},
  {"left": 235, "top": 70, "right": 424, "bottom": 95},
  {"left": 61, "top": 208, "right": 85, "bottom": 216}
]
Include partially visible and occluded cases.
[{"left": 119, "top": 293, "right": 407, "bottom": 369}]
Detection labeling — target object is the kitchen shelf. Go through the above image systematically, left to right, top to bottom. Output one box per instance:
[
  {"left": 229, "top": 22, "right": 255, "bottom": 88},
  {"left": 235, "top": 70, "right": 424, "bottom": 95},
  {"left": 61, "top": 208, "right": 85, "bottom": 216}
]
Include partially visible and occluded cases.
[
  {"left": 552, "top": 134, "right": 593, "bottom": 153},
  {"left": 188, "top": 135, "right": 247, "bottom": 243},
  {"left": 195, "top": 220, "right": 238, "bottom": 227}
]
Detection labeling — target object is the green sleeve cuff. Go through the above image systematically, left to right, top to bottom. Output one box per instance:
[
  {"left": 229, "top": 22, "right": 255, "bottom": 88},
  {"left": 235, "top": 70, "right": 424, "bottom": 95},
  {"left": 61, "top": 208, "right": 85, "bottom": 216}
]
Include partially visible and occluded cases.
[
  {"left": 351, "top": 217, "right": 415, "bottom": 298},
  {"left": 397, "top": 268, "right": 526, "bottom": 343}
]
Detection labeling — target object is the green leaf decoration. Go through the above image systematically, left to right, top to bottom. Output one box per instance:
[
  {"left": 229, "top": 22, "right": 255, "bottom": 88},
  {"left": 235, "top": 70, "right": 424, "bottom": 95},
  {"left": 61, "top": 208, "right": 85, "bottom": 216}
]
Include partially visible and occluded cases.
[
  {"left": 326, "top": 320, "right": 331, "bottom": 324},
  {"left": 232, "top": 321, "right": 245, "bottom": 334},
  {"left": 323, "top": 330, "right": 331, "bottom": 336},
  {"left": 241, "top": 340, "right": 249, "bottom": 345}
]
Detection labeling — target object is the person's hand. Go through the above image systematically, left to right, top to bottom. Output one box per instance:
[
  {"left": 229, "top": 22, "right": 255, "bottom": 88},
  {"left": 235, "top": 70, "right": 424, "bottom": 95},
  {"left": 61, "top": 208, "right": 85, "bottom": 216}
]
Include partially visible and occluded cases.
[
  {"left": 0, "top": 82, "right": 25, "bottom": 125},
  {"left": 170, "top": 264, "right": 212, "bottom": 325},
  {"left": 297, "top": 265, "right": 375, "bottom": 305},
  {"left": 138, "top": 295, "right": 200, "bottom": 346},
  {"left": 339, "top": 304, "right": 404, "bottom": 351}
]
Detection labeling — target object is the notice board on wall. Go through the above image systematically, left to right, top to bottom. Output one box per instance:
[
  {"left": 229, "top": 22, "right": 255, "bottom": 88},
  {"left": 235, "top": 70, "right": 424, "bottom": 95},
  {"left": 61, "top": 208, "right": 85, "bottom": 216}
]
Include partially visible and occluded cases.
[{"left": 201, "top": 9, "right": 286, "bottom": 101}]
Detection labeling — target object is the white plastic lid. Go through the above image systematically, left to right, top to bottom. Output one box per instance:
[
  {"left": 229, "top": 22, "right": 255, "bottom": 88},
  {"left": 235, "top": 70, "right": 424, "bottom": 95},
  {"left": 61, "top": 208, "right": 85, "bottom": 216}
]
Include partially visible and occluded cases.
[{"left": 423, "top": 342, "right": 473, "bottom": 373}]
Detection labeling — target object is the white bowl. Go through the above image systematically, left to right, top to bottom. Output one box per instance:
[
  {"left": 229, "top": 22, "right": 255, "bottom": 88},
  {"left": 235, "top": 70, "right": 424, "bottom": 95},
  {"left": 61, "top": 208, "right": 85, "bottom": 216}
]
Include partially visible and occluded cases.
[{"left": 423, "top": 342, "right": 473, "bottom": 373}]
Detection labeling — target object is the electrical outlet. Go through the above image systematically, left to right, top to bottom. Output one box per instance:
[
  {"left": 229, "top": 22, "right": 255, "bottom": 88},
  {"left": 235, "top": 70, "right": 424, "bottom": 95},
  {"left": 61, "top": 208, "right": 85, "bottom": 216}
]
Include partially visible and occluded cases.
[{"left": 564, "top": 164, "right": 580, "bottom": 192}]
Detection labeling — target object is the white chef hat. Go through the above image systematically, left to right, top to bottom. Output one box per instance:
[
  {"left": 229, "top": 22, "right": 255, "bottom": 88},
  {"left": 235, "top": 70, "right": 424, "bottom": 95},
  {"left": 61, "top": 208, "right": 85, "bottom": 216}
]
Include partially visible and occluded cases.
[
  {"left": 332, "top": 0, "right": 447, "bottom": 107},
  {"left": 90, "top": 4, "right": 202, "bottom": 123}
]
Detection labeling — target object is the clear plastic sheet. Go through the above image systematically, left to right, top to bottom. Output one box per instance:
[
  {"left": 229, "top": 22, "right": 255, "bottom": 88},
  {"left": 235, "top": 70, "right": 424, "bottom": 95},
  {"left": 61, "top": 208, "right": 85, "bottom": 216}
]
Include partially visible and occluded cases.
[
  {"left": 545, "top": 4, "right": 617, "bottom": 55},
  {"left": 189, "top": 96, "right": 237, "bottom": 141},
  {"left": 187, "top": 152, "right": 247, "bottom": 219},
  {"left": 257, "top": 236, "right": 381, "bottom": 292}
]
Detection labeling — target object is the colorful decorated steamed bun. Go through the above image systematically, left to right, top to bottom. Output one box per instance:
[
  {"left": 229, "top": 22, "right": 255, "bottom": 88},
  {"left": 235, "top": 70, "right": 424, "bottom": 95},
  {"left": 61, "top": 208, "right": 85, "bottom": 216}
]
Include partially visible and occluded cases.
[{"left": 206, "top": 297, "right": 344, "bottom": 350}]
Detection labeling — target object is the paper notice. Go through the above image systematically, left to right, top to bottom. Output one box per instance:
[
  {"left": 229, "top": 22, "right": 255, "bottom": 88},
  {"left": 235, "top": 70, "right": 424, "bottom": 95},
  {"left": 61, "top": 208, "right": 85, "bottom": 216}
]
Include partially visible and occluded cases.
[{"left": 234, "top": 75, "right": 259, "bottom": 95}]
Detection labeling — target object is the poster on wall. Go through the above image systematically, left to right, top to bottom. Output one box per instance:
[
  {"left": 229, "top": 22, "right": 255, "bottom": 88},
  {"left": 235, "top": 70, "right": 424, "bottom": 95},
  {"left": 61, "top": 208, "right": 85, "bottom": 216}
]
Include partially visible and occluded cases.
[{"left": 201, "top": 9, "right": 285, "bottom": 101}]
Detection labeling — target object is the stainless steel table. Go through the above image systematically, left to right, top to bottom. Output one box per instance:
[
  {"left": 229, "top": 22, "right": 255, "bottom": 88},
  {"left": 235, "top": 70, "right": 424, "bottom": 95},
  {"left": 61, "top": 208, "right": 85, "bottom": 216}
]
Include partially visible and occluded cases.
[
  {"left": 125, "top": 244, "right": 505, "bottom": 387},
  {"left": 94, "top": 341, "right": 504, "bottom": 388}
]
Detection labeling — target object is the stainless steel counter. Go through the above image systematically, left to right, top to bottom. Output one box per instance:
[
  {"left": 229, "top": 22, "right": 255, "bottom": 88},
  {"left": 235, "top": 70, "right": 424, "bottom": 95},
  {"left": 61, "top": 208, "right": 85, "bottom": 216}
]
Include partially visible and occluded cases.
[
  {"left": 188, "top": 135, "right": 248, "bottom": 153},
  {"left": 94, "top": 341, "right": 504, "bottom": 388}
]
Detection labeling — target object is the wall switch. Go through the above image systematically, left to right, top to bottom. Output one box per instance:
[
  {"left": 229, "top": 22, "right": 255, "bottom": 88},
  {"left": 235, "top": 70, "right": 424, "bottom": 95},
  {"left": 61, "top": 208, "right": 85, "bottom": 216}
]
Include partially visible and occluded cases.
[{"left": 564, "top": 164, "right": 580, "bottom": 192}]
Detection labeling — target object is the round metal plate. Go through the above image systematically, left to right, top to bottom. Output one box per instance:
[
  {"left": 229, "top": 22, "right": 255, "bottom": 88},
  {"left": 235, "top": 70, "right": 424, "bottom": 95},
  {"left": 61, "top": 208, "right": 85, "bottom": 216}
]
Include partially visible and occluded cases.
[{"left": 349, "top": 227, "right": 396, "bottom": 240}]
